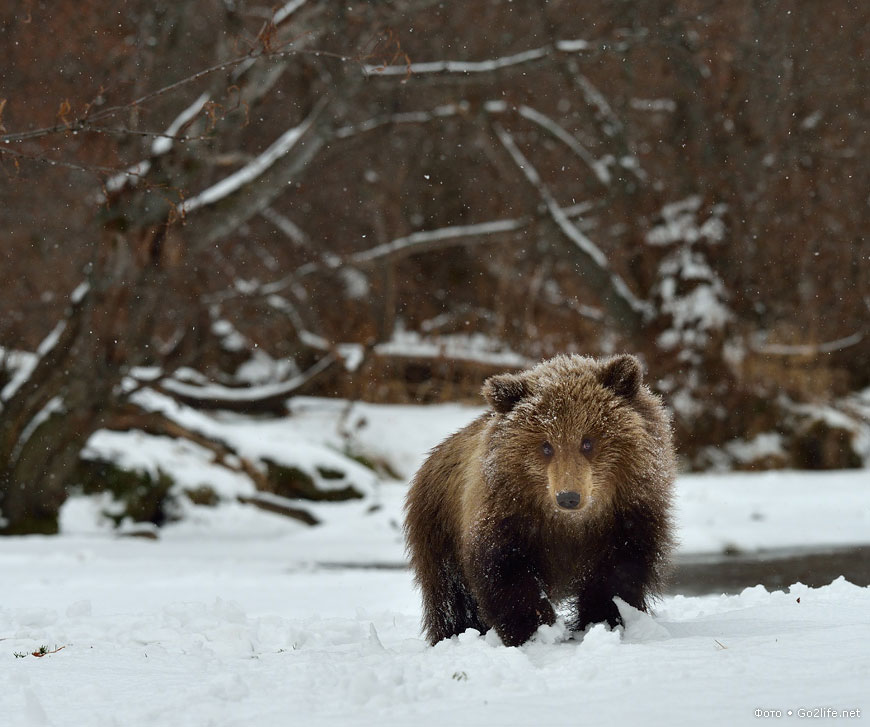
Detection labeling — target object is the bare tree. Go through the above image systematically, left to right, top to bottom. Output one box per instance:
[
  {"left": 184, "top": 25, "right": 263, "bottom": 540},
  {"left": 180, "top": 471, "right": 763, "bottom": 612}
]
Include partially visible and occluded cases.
[{"left": 1, "top": 0, "right": 867, "bottom": 532}]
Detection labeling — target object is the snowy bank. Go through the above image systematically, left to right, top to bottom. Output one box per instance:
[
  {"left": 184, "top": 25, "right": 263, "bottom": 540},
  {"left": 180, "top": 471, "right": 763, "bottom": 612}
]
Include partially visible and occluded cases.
[
  {"left": 3, "top": 397, "right": 868, "bottom": 726},
  {"left": 71, "top": 397, "right": 870, "bottom": 562},
  {"left": 0, "top": 533, "right": 867, "bottom": 727}
]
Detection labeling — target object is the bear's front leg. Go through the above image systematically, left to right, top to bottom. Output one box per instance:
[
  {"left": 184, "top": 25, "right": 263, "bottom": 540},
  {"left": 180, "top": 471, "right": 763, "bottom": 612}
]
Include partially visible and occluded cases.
[
  {"left": 466, "top": 521, "right": 555, "bottom": 646},
  {"left": 570, "top": 554, "right": 653, "bottom": 632}
]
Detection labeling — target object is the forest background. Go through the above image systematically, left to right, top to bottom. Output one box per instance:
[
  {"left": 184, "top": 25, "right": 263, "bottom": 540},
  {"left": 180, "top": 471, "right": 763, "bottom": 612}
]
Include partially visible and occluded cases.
[{"left": 1, "top": 1, "right": 867, "bottom": 535}]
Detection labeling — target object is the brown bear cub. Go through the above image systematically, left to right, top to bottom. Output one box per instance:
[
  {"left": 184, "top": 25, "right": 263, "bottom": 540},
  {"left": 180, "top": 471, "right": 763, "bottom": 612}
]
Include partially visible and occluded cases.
[{"left": 404, "top": 354, "right": 675, "bottom": 647}]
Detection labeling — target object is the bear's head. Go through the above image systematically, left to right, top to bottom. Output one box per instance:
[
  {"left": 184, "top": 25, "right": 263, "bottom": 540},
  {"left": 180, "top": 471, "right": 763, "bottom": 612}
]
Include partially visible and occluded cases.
[{"left": 481, "top": 354, "right": 673, "bottom": 520}]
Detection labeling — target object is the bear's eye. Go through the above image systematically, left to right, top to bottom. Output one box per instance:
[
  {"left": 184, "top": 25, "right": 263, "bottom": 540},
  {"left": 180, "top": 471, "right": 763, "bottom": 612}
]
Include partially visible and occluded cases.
[
  {"left": 580, "top": 438, "right": 595, "bottom": 455},
  {"left": 541, "top": 441, "right": 554, "bottom": 457}
]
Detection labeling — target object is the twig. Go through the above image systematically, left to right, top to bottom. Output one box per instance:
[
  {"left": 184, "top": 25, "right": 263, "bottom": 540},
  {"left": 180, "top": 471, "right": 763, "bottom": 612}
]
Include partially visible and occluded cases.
[
  {"left": 0, "top": 45, "right": 343, "bottom": 147},
  {"left": 32, "top": 645, "right": 66, "bottom": 657}
]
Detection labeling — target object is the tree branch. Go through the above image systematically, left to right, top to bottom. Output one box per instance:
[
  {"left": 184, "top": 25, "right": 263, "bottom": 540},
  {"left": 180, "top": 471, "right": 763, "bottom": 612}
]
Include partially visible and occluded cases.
[
  {"left": 362, "top": 36, "right": 638, "bottom": 79},
  {"left": 186, "top": 94, "right": 333, "bottom": 244},
  {"left": 485, "top": 101, "right": 610, "bottom": 186},
  {"left": 490, "top": 121, "right": 651, "bottom": 332},
  {"left": 347, "top": 217, "right": 531, "bottom": 266},
  {"left": 153, "top": 354, "right": 338, "bottom": 413}
]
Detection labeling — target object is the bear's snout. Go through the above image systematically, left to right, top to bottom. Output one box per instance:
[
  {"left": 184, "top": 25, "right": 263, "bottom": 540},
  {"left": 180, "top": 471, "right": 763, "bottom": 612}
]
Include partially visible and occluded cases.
[{"left": 556, "top": 491, "right": 582, "bottom": 510}]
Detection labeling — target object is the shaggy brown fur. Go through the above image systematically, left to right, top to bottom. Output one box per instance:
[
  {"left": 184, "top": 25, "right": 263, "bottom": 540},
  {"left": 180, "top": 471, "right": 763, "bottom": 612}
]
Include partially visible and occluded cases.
[{"left": 404, "top": 354, "right": 675, "bottom": 646}]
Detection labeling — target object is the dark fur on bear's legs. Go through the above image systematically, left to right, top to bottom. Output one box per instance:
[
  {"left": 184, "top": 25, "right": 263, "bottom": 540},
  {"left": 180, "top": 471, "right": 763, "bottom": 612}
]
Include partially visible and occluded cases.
[
  {"left": 413, "top": 512, "right": 557, "bottom": 646},
  {"left": 465, "top": 515, "right": 556, "bottom": 647},
  {"left": 569, "top": 519, "right": 665, "bottom": 632},
  {"left": 420, "top": 558, "right": 486, "bottom": 644},
  {"left": 569, "top": 562, "right": 649, "bottom": 631}
]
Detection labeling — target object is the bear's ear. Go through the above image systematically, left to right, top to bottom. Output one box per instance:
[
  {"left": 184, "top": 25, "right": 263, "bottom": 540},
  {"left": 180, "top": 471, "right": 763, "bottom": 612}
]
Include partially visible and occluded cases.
[
  {"left": 600, "top": 354, "right": 643, "bottom": 399},
  {"left": 482, "top": 373, "right": 530, "bottom": 413}
]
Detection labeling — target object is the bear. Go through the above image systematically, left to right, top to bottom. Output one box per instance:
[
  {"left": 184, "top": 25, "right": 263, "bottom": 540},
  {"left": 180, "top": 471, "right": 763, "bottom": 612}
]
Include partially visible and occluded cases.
[{"left": 404, "top": 353, "right": 675, "bottom": 647}]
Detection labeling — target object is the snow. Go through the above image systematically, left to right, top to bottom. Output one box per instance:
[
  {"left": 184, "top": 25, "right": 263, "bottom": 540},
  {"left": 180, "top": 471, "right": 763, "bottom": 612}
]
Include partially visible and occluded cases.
[
  {"left": 554, "top": 39, "right": 591, "bottom": 52},
  {"left": 575, "top": 74, "right": 623, "bottom": 135},
  {"left": 102, "top": 93, "right": 209, "bottom": 198},
  {"left": 800, "top": 110, "right": 823, "bottom": 130},
  {"left": 101, "top": 159, "right": 151, "bottom": 194},
  {"left": 646, "top": 195, "right": 726, "bottom": 247},
  {"left": 260, "top": 206, "right": 310, "bottom": 248},
  {"left": 654, "top": 239, "right": 731, "bottom": 352},
  {"left": 659, "top": 272, "right": 731, "bottom": 332},
  {"left": 69, "top": 280, "right": 90, "bottom": 304},
  {"left": 1, "top": 284, "right": 86, "bottom": 403},
  {"left": 0, "top": 349, "right": 37, "bottom": 404},
  {"left": 234, "top": 350, "right": 299, "bottom": 386},
  {"left": 158, "top": 367, "right": 329, "bottom": 404},
  {"left": 842, "top": 389, "right": 870, "bottom": 465},
  {"left": 77, "top": 390, "right": 383, "bottom": 517},
  {"left": 12, "top": 396, "right": 65, "bottom": 461},
  {"left": 74, "top": 396, "right": 870, "bottom": 559},
  {"left": 2, "top": 398, "right": 869, "bottom": 725},
  {"left": 787, "top": 399, "right": 870, "bottom": 467},
  {"left": 81, "top": 429, "right": 255, "bottom": 503},
  {"left": 723, "top": 432, "right": 786, "bottom": 465},
  {"left": 674, "top": 470, "right": 870, "bottom": 554},
  {"left": 1, "top": 534, "right": 867, "bottom": 726}
]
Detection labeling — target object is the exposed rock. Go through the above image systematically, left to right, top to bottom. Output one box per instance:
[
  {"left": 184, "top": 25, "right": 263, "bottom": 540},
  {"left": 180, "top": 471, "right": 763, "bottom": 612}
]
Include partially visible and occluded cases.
[
  {"left": 790, "top": 419, "right": 862, "bottom": 470},
  {"left": 75, "top": 459, "right": 176, "bottom": 526},
  {"left": 263, "top": 459, "right": 364, "bottom": 501}
]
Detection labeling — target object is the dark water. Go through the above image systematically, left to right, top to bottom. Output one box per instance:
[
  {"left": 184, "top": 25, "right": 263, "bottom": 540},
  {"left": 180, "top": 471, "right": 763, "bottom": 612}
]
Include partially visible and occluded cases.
[
  {"left": 320, "top": 545, "right": 870, "bottom": 596},
  {"left": 668, "top": 545, "right": 870, "bottom": 596}
]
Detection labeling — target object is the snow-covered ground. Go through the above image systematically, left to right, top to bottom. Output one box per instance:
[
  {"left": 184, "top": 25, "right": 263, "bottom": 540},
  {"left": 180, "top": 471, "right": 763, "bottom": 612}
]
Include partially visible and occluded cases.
[
  {"left": 2, "top": 398, "right": 869, "bottom": 726},
  {"left": 2, "top": 532, "right": 868, "bottom": 726}
]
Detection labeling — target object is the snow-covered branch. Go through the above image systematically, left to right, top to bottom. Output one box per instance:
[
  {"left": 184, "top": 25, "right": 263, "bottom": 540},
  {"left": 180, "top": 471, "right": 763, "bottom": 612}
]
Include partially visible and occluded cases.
[
  {"left": 272, "top": 0, "right": 308, "bottom": 25},
  {"left": 364, "top": 39, "right": 598, "bottom": 77},
  {"left": 365, "top": 45, "right": 552, "bottom": 76},
  {"left": 574, "top": 74, "right": 623, "bottom": 136},
  {"left": 151, "top": 93, "right": 211, "bottom": 156},
  {"left": 99, "top": 95, "right": 211, "bottom": 198},
  {"left": 187, "top": 95, "right": 333, "bottom": 245},
  {"left": 485, "top": 101, "right": 610, "bottom": 185},
  {"left": 335, "top": 102, "right": 468, "bottom": 139},
  {"left": 179, "top": 111, "right": 314, "bottom": 215},
  {"left": 491, "top": 122, "right": 651, "bottom": 330},
  {"left": 492, "top": 123, "right": 604, "bottom": 269},
  {"left": 216, "top": 201, "right": 597, "bottom": 309},
  {"left": 260, "top": 207, "right": 311, "bottom": 249},
  {"left": 348, "top": 218, "right": 530, "bottom": 266},
  {"left": 0, "top": 282, "right": 90, "bottom": 406},
  {"left": 0, "top": 325, "right": 63, "bottom": 404},
  {"left": 750, "top": 332, "right": 865, "bottom": 356},
  {"left": 157, "top": 354, "right": 337, "bottom": 413}
]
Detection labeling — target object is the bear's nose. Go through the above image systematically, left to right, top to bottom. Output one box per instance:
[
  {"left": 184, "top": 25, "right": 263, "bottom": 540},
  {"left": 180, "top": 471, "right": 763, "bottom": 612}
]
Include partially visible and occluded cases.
[{"left": 556, "top": 491, "right": 582, "bottom": 510}]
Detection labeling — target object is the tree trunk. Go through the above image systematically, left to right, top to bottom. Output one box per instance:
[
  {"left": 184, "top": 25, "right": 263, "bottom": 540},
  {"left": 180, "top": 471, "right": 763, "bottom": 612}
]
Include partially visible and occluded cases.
[{"left": 0, "top": 222, "right": 175, "bottom": 534}]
